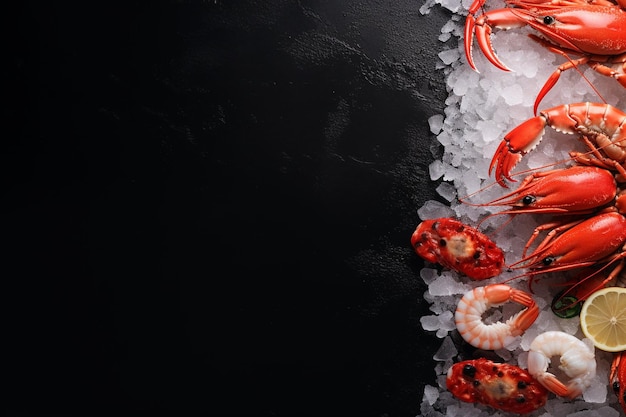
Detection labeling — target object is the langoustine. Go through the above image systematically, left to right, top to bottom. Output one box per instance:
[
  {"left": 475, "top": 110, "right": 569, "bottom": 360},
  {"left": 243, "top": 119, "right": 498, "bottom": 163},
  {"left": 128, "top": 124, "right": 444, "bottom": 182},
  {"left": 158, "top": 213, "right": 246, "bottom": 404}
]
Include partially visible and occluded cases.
[{"left": 465, "top": 0, "right": 626, "bottom": 114}]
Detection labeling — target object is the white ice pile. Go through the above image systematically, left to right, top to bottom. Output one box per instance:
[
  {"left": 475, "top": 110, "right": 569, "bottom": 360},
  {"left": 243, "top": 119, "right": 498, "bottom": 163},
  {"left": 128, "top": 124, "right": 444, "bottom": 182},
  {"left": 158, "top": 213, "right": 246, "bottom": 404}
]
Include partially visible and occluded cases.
[{"left": 417, "top": 0, "right": 626, "bottom": 416}]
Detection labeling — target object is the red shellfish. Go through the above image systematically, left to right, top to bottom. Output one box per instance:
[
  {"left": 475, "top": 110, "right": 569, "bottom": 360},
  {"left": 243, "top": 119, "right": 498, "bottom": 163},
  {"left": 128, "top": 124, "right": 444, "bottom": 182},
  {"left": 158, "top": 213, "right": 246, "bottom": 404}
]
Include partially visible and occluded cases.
[
  {"left": 411, "top": 218, "right": 505, "bottom": 280},
  {"left": 446, "top": 358, "right": 548, "bottom": 414}
]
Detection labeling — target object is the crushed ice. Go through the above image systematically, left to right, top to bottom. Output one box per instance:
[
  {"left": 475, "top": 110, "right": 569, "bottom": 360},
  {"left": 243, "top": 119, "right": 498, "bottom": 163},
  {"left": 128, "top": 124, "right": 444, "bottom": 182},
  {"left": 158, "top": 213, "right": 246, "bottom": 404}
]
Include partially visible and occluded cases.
[{"left": 417, "top": 0, "right": 626, "bottom": 415}]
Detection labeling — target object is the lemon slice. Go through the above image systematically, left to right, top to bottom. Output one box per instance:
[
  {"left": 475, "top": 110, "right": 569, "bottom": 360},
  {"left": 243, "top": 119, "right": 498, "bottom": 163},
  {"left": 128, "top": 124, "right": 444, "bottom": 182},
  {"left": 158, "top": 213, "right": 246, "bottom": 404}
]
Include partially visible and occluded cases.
[{"left": 580, "top": 287, "right": 626, "bottom": 352}]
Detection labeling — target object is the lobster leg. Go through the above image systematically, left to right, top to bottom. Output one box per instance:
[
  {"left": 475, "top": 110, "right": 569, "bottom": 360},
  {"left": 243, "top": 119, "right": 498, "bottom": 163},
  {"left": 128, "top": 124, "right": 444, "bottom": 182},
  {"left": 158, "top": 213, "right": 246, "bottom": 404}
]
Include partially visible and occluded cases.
[
  {"left": 464, "top": 15, "right": 479, "bottom": 72},
  {"left": 588, "top": 54, "right": 626, "bottom": 88},
  {"left": 533, "top": 58, "right": 589, "bottom": 116},
  {"left": 570, "top": 152, "right": 622, "bottom": 174},
  {"left": 518, "top": 218, "right": 583, "bottom": 259},
  {"left": 553, "top": 260, "right": 626, "bottom": 315}
]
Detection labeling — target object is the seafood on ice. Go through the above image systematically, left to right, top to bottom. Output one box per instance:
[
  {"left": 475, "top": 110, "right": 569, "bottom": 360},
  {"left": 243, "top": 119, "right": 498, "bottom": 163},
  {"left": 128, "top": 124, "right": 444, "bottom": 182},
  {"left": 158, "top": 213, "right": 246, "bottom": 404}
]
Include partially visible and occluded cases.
[
  {"left": 416, "top": 0, "right": 626, "bottom": 415},
  {"left": 464, "top": 0, "right": 626, "bottom": 113},
  {"left": 411, "top": 217, "right": 505, "bottom": 280},
  {"left": 454, "top": 284, "right": 539, "bottom": 350},
  {"left": 528, "top": 331, "right": 597, "bottom": 399},
  {"left": 446, "top": 357, "right": 549, "bottom": 413}
]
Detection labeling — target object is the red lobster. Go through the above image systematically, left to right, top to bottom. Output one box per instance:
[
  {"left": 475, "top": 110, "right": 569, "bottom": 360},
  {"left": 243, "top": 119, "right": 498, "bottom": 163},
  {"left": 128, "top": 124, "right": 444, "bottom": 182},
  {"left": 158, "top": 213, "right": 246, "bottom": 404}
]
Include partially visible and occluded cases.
[
  {"left": 465, "top": 0, "right": 626, "bottom": 114},
  {"left": 479, "top": 102, "right": 626, "bottom": 300},
  {"left": 489, "top": 102, "right": 626, "bottom": 185},
  {"left": 470, "top": 167, "right": 626, "bottom": 302},
  {"left": 508, "top": 211, "right": 626, "bottom": 281}
]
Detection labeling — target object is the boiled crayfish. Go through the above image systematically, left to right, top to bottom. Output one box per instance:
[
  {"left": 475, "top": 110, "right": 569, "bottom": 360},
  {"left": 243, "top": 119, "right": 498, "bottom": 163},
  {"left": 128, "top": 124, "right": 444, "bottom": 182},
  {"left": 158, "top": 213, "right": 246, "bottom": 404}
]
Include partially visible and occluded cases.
[
  {"left": 465, "top": 0, "right": 626, "bottom": 113},
  {"left": 489, "top": 102, "right": 626, "bottom": 185},
  {"left": 489, "top": 103, "right": 626, "bottom": 278},
  {"left": 423, "top": 105, "right": 626, "bottom": 312},
  {"left": 468, "top": 161, "right": 626, "bottom": 312},
  {"left": 478, "top": 165, "right": 617, "bottom": 216},
  {"left": 508, "top": 211, "right": 626, "bottom": 283}
]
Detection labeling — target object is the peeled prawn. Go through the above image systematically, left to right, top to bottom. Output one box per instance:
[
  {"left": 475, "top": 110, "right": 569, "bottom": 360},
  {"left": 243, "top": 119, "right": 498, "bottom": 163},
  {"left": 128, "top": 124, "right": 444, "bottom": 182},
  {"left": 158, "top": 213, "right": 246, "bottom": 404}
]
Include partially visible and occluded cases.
[
  {"left": 455, "top": 284, "right": 539, "bottom": 350},
  {"left": 527, "top": 331, "right": 597, "bottom": 399}
]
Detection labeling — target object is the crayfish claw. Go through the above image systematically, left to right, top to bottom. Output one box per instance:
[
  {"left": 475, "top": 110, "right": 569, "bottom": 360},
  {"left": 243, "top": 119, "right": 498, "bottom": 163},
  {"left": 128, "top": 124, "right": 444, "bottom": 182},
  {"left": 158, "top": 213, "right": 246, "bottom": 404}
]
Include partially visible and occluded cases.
[
  {"left": 464, "top": 15, "right": 479, "bottom": 72},
  {"left": 474, "top": 16, "right": 512, "bottom": 72},
  {"left": 490, "top": 116, "right": 548, "bottom": 186},
  {"left": 489, "top": 140, "right": 523, "bottom": 187}
]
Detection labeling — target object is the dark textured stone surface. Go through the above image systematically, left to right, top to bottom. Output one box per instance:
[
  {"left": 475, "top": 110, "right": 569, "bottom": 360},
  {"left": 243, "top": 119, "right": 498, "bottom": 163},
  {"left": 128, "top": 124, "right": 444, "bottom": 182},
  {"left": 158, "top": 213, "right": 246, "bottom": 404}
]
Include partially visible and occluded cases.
[{"left": 7, "top": 1, "right": 453, "bottom": 415}]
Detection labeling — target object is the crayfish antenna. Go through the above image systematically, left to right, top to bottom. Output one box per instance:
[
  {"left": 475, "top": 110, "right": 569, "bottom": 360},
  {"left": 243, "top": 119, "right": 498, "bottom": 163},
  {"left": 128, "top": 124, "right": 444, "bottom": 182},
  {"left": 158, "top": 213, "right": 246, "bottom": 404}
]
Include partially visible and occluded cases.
[
  {"left": 527, "top": 34, "right": 608, "bottom": 114},
  {"left": 456, "top": 179, "right": 503, "bottom": 207},
  {"left": 475, "top": 210, "right": 516, "bottom": 232},
  {"left": 553, "top": 265, "right": 619, "bottom": 310}
]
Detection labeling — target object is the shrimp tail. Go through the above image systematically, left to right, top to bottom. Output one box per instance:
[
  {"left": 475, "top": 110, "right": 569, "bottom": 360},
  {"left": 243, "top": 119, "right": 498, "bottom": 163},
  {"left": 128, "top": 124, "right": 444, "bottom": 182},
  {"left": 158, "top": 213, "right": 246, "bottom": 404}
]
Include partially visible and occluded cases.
[
  {"left": 507, "top": 290, "right": 539, "bottom": 336},
  {"left": 535, "top": 373, "right": 570, "bottom": 398},
  {"left": 565, "top": 379, "right": 587, "bottom": 399}
]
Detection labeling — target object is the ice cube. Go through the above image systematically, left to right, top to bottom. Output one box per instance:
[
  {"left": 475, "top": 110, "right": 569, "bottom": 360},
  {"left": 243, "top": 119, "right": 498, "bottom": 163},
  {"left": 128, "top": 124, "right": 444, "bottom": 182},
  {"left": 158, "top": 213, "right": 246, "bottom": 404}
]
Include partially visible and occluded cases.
[
  {"left": 433, "top": 335, "right": 457, "bottom": 361},
  {"left": 423, "top": 385, "right": 440, "bottom": 406}
]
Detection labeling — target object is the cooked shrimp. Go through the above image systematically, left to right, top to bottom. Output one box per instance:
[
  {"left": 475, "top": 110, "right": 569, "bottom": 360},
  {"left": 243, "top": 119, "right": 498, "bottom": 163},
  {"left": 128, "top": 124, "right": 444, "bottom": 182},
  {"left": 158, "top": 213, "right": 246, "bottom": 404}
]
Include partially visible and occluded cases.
[
  {"left": 455, "top": 284, "right": 539, "bottom": 350},
  {"left": 527, "top": 331, "right": 597, "bottom": 399}
]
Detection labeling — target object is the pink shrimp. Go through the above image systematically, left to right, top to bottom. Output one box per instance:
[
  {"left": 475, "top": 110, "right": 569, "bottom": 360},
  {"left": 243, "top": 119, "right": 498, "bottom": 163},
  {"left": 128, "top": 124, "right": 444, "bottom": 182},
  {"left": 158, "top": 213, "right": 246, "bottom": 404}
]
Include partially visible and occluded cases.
[
  {"left": 455, "top": 284, "right": 540, "bottom": 350},
  {"left": 527, "top": 331, "right": 597, "bottom": 399}
]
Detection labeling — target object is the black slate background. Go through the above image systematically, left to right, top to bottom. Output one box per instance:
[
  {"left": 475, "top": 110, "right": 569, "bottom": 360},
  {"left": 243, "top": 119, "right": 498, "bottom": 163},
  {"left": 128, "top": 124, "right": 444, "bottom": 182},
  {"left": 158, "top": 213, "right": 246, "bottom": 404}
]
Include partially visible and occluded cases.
[{"left": 7, "top": 1, "right": 453, "bottom": 416}]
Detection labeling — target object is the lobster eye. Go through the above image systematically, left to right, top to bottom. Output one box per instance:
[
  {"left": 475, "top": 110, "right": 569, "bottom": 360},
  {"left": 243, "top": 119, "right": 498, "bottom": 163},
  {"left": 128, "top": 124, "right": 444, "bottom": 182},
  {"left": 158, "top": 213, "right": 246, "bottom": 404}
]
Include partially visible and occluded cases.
[
  {"left": 543, "top": 15, "right": 556, "bottom": 25},
  {"left": 522, "top": 195, "right": 536, "bottom": 205},
  {"left": 542, "top": 256, "right": 555, "bottom": 266},
  {"left": 614, "top": 381, "right": 620, "bottom": 395}
]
